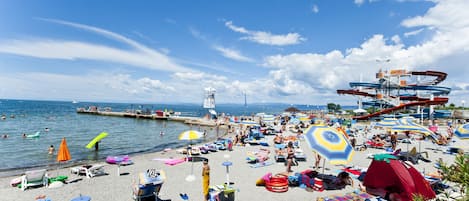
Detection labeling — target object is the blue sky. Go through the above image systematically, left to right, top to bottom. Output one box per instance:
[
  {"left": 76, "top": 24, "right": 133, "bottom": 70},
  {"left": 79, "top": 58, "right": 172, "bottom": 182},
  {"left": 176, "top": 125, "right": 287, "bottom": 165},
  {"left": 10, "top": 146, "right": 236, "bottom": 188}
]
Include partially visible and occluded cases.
[{"left": 0, "top": 0, "right": 468, "bottom": 106}]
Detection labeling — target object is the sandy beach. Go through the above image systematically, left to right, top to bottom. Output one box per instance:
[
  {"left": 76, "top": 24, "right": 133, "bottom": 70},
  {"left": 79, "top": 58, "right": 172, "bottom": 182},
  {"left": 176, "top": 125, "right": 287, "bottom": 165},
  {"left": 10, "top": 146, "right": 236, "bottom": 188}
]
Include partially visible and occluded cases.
[{"left": 0, "top": 125, "right": 466, "bottom": 201}]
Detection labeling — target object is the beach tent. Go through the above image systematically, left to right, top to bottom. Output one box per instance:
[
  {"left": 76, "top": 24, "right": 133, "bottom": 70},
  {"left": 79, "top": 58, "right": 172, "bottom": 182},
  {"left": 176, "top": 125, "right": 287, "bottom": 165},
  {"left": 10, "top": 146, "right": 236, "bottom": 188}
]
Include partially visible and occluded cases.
[{"left": 363, "top": 154, "right": 436, "bottom": 201}]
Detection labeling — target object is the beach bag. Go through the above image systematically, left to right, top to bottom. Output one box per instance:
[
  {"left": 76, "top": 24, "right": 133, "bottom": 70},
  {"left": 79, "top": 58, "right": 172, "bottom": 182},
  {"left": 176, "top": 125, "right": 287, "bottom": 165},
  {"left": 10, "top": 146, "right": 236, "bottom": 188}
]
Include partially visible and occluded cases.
[
  {"left": 288, "top": 173, "right": 300, "bottom": 186},
  {"left": 312, "top": 178, "right": 324, "bottom": 192}
]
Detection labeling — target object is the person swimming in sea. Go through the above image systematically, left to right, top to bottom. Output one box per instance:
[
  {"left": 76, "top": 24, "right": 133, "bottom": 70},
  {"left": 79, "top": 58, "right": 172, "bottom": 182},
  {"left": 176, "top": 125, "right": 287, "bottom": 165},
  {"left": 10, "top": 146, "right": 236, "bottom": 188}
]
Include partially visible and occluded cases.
[
  {"left": 44, "top": 128, "right": 50, "bottom": 132},
  {"left": 160, "top": 131, "right": 164, "bottom": 136},
  {"left": 48, "top": 145, "right": 54, "bottom": 155}
]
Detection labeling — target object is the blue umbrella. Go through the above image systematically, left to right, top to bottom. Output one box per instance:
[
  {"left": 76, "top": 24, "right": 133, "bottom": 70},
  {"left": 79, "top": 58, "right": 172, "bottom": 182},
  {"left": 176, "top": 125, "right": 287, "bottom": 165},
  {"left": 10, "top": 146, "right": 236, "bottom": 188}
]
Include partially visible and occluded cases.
[
  {"left": 455, "top": 123, "right": 469, "bottom": 139},
  {"left": 303, "top": 124, "right": 355, "bottom": 165}
]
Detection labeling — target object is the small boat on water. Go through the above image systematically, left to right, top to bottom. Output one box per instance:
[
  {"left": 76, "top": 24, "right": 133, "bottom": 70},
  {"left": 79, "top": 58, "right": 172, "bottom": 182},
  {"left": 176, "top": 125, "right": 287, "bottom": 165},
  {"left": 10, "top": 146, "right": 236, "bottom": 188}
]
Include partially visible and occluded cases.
[{"left": 72, "top": 100, "right": 79, "bottom": 104}]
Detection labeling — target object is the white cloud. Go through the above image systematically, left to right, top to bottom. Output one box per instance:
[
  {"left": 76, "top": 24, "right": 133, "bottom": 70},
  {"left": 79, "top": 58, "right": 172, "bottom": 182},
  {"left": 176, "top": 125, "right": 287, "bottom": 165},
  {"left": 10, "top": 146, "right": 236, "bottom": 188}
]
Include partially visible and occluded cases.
[
  {"left": 259, "top": 0, "right": 469, "bottom": 104},
  {"left": 354, "top": 0, "right": 365, "bottom": 5},
  {"left": 354, "top": 0, "right": 380, "bottom": 6},
  {"left": 401, "top": 0, "right": 469, "bottom": 31},
  {"left": 312, "top": 4, "right": 319, "bottom": 13},
  {"left": 0, "top": 18, "right": 189, "bottom": 73},
  {"left": 225, "top": 21, "right": 306, "bottom": 46},
  {"left": 189, "top": 27, "right": 206, "bottom": 41},
  {"left": 404, "top": 28, "right": 424, "bottom": 37},
  {"left": 213, "top": 46, "right": 254, "bottom": 62}
]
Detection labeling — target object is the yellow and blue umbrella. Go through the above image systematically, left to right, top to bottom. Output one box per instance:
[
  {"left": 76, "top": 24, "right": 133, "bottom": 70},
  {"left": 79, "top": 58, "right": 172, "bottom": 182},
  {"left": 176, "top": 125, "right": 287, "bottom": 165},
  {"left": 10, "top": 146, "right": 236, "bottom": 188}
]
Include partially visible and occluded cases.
[
  {"left": 391, "top": 117, "right": 434, "bottom": 137},
  {"left": 374, "top": 118, "right": 399, "bottom": 128},
  {"left": 304, "top": 124, "right": 355, "bottom": 165},
  {"left": 455, "top": 124, "right": 469, "bottom": 139},
  {"left": 178, "top": 130, "right": 203, "bottom": 140}
]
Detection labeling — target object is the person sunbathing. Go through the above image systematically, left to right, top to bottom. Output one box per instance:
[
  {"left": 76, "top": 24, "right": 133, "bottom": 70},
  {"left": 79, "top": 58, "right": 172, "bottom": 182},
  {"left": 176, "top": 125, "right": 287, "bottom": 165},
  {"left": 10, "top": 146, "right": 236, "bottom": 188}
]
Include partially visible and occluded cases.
[
  {"left": 273, "top": 134, "right": 283, "bottom": 144},
  {"left": 373, "top": 136, "right": 385, "bottom": 145},
  {"left": 317, "top": 171, "right": 353, "bottom": 190}
]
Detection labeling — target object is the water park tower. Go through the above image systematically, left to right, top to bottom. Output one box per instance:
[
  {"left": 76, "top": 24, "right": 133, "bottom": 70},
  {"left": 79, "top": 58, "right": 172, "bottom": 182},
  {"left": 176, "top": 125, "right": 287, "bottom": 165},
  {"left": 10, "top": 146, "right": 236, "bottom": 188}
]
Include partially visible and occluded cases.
[
  {"left": 337, "top": 69, "right": 451, "bottom": 120},
  {"left": 203, "top": 87, "right": 217, "bottom": 116}
]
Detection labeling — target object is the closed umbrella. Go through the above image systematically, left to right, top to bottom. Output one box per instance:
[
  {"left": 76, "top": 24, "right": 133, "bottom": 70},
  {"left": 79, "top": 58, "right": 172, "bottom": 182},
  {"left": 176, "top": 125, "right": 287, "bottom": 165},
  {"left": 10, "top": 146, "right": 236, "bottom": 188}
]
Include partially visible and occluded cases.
[
  {"left": 304, "top": 124, "right": 355, "bottom": 172},
  {"left": 179, "top": 130, "right": 203, "bottom": 182},
  {"left": 56, "top": 137, "right": 71, "bottom": 177},
  {"left": 57, "top": 137, "right": 71, "bottom": 162}
]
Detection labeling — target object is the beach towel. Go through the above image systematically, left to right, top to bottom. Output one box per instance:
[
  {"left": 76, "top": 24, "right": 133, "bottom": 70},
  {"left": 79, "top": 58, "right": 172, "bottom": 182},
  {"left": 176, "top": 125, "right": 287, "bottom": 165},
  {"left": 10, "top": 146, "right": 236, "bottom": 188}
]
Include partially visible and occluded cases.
[
  {"left": 153, "top": 158, "right": 186, "bottom": 166},
  {"left": 250, "top": 161, "right": 274, "bottom": 168}
]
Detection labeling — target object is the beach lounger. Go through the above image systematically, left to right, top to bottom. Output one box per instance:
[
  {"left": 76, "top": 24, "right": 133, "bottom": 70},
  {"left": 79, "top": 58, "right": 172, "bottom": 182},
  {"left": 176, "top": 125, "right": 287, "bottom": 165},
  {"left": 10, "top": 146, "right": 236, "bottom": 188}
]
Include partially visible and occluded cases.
[
  {"left": 398, "top": 147, "right": 430, "bottom": 164},
  {"left": 294, "top": 149, "right": 307, "bottom": 161},
  {"left": 71, "top": 164, "right": 106, "bottom": 178},
  {"left": 21, "top": 169, "right": 48, "bottom": 191}
]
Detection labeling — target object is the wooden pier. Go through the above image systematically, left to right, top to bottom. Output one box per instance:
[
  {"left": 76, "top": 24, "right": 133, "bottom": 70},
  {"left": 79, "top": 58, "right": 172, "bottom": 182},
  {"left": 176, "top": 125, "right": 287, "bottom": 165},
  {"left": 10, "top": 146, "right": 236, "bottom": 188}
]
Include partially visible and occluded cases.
[
  {"left": 76, "top": 108, "right": 218, "bottom": 127},
  {"left": 77, "top": 110, "right": 169, "bottom": 120}
]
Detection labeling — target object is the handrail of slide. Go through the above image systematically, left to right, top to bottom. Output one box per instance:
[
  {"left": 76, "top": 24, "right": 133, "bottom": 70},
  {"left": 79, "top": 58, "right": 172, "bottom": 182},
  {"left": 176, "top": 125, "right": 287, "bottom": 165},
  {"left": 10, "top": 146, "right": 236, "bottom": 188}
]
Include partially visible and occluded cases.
[
  {"left": 410, "top": 71, "right": 447, "bottom": 85},
  {"left": 352, "top": 97, "right": 448, "bottom": 120}
]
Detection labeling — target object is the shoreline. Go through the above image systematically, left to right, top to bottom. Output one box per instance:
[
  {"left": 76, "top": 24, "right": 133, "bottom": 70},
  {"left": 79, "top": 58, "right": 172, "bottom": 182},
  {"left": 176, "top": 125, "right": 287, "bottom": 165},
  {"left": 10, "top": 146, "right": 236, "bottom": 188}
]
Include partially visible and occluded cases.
[{"left": 0, "top": 125, "right": 232, "bottom": 178}]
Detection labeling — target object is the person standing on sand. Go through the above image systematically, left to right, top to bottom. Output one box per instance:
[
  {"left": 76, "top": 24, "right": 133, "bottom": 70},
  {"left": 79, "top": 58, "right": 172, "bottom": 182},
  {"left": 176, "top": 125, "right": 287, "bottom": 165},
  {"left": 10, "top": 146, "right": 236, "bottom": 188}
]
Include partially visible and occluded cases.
[
  {"left": 390, "top": 132, "right": 398, "bottom": 150},
  {"left": 286, "top": 141, "right": 295, "bottom": 172},
  {"left": 314, "top": 151, "right": 322, "bottom": 170},
  {"left": 202, "top": 159, "right": 210, "bottom": 201}
]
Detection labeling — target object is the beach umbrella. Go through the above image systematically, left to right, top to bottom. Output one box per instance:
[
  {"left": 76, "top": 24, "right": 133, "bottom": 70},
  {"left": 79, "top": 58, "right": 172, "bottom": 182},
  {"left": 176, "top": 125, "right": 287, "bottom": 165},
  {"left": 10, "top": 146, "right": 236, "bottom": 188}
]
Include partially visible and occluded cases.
[
  {"left": 391, "top": 117, "right": 435, "bottom": 152},
  {"left": 374, "top": 118, "right": 399, "bottom": 128},
  {"left": 455, "top": 123, "right": 469, "bottom": 140},
  {"left": 304, "top": 125, "right": 355, "bottom": 166},
  {"left": 178, "top": 130, "right": 203, "bottom": 141},
  {"left": 179, "top": 130, "right": 203, "bottom": 182},
  {"left": 56, "top": 137, "right": 71, "bottom": 177},
  {"left": 57, "top": 137, "right": 71, "bottom": 162}
]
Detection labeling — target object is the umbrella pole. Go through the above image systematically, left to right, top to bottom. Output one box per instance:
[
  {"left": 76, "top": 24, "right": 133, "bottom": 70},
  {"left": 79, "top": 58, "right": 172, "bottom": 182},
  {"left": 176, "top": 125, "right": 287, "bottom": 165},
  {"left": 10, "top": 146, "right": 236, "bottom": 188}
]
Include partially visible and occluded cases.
[
  {"left": 322, "top": 160, "right": 325, "bottom": 174},
  {"left": 226, "top": 166, "right": 230, "bottom": 187}
]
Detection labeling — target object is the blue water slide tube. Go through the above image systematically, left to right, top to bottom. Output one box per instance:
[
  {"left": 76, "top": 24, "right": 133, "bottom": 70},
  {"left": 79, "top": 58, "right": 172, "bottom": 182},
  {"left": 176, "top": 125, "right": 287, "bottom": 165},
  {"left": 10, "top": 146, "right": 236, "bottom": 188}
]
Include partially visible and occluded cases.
[
  {"left": 349, "top": 82, "right": 381, "bottom": 88},
  {"left": 400, "top": 85, "right": 451, "bottom": 95}
]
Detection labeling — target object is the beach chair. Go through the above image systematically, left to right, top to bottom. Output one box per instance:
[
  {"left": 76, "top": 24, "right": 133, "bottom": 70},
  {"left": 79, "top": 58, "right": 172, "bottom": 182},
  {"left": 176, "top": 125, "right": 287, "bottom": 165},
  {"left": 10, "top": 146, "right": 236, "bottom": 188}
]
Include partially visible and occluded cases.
[
  {"left": 398, "top": 147, "right": 430, "bottom": 164},
  {"left": 71, "top": 164, "right": 106, "bottom": 178},
  {"left": 21, "top": 169, "right": 48, "bottom": 191},
  {"left": 132, "top": 170, "right": 165, "bottom": 201}
]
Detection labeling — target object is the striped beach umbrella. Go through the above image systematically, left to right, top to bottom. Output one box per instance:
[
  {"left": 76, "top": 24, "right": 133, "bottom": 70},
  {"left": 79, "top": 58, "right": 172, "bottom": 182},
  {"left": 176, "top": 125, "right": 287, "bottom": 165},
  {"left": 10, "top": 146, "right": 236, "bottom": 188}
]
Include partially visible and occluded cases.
[
  {"left": 391, "top": 117, "right": 434, "bottom": 137},
  {"left": 374, "top": 118, "right": 399, "bottom": 128},
  {"left": 455, "top": 123, "right": 469, "bottom": 139},
  {"left": 304, "top": 124, "right": 355, "bottom": 165},
  {"left": 178, "top": 130, "right": 203, "bottom": 140}
]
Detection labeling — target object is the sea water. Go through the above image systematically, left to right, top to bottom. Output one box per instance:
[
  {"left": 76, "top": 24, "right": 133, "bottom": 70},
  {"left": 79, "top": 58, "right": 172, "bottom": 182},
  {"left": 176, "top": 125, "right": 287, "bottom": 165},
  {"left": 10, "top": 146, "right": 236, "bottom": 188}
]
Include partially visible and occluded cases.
[
  {"left": 0, "top": 99, "right": 324, "bottom": 174},
  {"left": 0, "top": 99, "right": 344, "bottom": 175}
]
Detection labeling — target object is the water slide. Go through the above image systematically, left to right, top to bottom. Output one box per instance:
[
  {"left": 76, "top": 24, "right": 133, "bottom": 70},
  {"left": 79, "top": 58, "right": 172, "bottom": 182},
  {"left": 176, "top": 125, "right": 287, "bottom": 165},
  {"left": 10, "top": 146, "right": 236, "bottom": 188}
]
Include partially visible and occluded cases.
[
  {"left": 337, "top": 70, "right": 450, "bottom": 120},
  {"left": 352, "top": 97, "right": 448, "bottom": 120}
]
